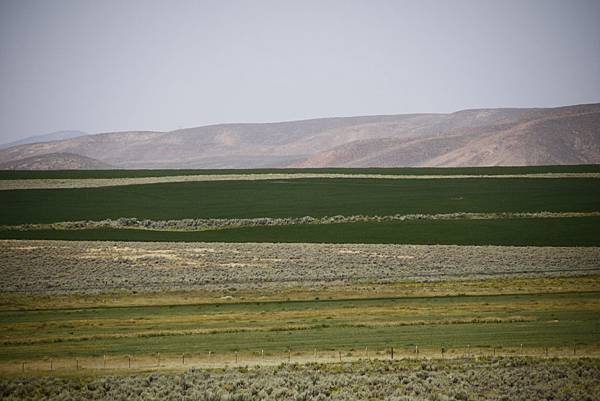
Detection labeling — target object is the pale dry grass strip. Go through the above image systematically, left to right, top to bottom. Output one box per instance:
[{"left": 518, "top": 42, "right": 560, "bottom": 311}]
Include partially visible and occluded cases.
[{"left": 1, "top": 172, "right": 599, "bottom": 190}]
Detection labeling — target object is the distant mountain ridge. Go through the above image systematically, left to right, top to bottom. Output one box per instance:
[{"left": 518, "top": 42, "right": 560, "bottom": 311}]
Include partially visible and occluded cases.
[
  {"left": 0, "top": 104, "right": 598, "bottom": 169},
  {"left": 0, "top": 130, "right": 87, "bottom": 150}
]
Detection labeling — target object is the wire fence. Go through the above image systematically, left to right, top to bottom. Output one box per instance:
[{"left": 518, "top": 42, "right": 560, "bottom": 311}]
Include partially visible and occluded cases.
[{"left": 4, "top": 344, "right": 597, "bottom": 374}]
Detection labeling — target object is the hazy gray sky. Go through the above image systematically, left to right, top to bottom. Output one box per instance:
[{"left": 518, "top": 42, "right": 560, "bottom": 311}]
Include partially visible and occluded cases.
[{"left": 1, "top": 0, "right": 599, "bottom": 142}]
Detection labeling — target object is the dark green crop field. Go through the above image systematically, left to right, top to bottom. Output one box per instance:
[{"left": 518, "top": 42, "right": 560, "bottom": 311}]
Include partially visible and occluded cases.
[
  {"left": 0, "top": 164, "right": 599, "bottom": 179},
  {"left": 1, "top": 178, "right": 599, "bottom": 225},
  {"left": 2, "top": 217, "right": 599, "bottom": 246}
]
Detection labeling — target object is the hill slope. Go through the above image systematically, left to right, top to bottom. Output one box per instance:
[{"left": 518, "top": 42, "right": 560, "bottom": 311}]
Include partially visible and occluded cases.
[
  {"left": 0, "top": 104, "right": 598, "bottom": 169},
  {"left": 0, "top": 153, "right": 113, "bottom": 170}
]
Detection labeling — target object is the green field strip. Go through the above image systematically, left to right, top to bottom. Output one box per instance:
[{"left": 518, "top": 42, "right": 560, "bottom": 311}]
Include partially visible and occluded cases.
[
  {"left": 1, "top": 178, "right": 599, "bottom": 225},
  {"left": 1, "top": 217, "right": 599, "bottom": 246},
  {"left": 1, "top": 292, "right": 597, "bottom": 360},
  {"left": 3, "top": 292, "right": 594, "bottom": 322},
  {"left": 4, "top": 320, "right": 598, "bottom": 361}
]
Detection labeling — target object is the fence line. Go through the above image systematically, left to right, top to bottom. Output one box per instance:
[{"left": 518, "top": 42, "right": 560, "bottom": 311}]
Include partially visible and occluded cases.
[{"left": 6, "top": 344, "right": 598, "bottom": 374}]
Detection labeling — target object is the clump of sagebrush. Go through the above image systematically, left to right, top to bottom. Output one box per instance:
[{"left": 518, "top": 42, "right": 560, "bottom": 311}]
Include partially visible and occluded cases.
[
  {"left": 5, "top": 211, "right": 597, "bottom": 232},
  {"left": 1, "top": 357, "right": 599, "bottom": 401}
]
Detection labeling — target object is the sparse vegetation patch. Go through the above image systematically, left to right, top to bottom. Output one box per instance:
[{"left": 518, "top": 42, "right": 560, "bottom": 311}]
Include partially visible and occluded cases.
[{"left": 2, "top": 240, "right": 599, "bottom": 296}]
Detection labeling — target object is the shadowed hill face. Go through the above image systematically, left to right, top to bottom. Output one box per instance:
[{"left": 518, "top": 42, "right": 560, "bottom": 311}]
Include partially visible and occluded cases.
[{"left": 0, "top": 104, "right": 598, "bottom": 169}]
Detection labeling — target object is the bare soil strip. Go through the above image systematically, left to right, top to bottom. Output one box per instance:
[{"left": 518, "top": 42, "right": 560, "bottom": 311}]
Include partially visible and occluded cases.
[
  {"left": 1, "top": 172, "right": 599, "bottom": 190},
  {"left": 2, "top": 211, "right": 598, "bottom": 232}
]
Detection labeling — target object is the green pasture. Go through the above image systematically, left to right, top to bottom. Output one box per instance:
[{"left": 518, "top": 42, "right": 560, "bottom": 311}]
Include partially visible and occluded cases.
[
  {"left": 1, "top": 178, "right": 599, "bottom": 225},
  {"left": 2, "top": 217, "right": 599, "bottom": 246},
  {"left": 1, "top": 292, "right": 597, "bottom": 360}
]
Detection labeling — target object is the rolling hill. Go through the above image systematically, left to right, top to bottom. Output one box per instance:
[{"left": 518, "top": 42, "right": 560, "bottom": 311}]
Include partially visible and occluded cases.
[
  {"left": 0, "top": 104, "right": 598, "bottom": 169},
  {"left": 0, "top": 130, "right": 87, "bottom": 150},
  {"left": 0, "top": 152, "right": 113, "bottom": 170}
]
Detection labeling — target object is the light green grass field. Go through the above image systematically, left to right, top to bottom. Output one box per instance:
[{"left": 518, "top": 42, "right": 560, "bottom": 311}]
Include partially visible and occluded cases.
[{"left": 1, "top": 291, "right": 598, "bottom": 361}]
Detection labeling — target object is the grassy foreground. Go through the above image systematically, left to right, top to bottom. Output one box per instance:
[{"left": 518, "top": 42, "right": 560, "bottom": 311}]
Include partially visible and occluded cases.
[
  {"left": 2, "top": 275, "right": 598, "bottom": 370},
  {"left": 1, "top": 290, "right": 598, "bottom": 362}
]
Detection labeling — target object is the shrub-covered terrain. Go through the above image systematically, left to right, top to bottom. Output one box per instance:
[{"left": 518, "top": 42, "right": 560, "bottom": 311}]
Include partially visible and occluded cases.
[
  {"left": 2, "top": 241, "right": 599, "bottom": 295},
  {"left": 1, "top": 358, "right": 599, "bottom": 401}
]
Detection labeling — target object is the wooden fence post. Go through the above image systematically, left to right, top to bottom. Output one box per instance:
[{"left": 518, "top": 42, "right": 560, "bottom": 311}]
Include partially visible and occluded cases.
[
  {"left": 390, "top": 347, "right": 394, "bottom": 360},
  {"left": 288, "top": 349, "right": 291, "bottom": 363},
  {"left": 235, "top": 351, "right": 238, "bottom": 364},
  {"left": 338, "top": 351, "right": 342, "bottom": 362},
  {"left": 157, "top": 352, "right": 160, "bottom": 367},
  {"left": 182, "top": 354, "right": 185, "bottom": 365},
  {"left": 128, "top": 355, "right": 131, "bottom": 369},
  {"left": 50, "top": 358, "right": 53, "bottom": 371},
  {"left": 76, "top": 358, "right": 79, "bottom": 370}
]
